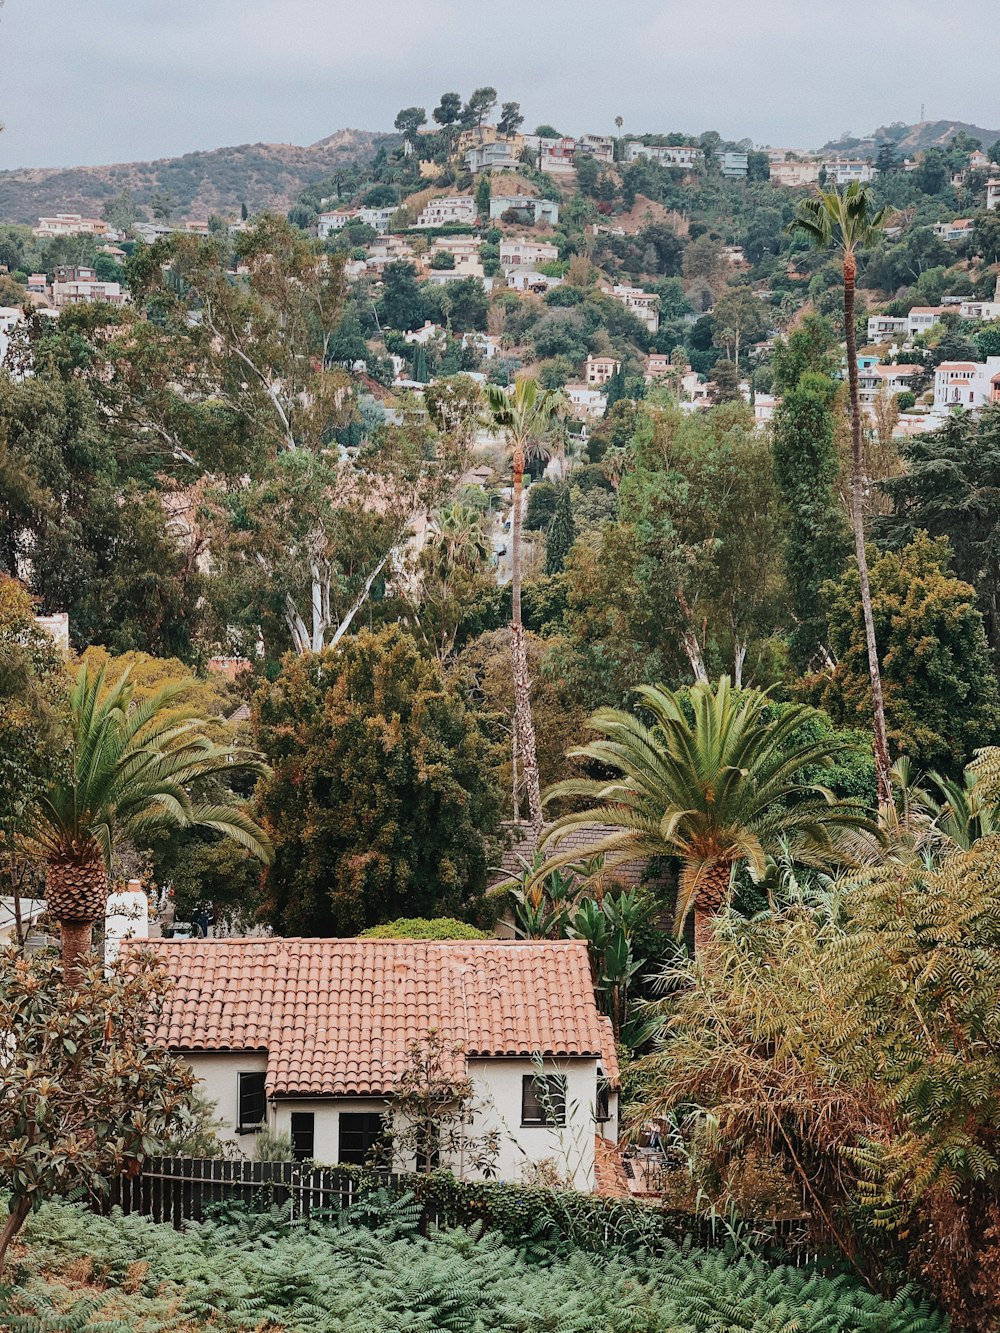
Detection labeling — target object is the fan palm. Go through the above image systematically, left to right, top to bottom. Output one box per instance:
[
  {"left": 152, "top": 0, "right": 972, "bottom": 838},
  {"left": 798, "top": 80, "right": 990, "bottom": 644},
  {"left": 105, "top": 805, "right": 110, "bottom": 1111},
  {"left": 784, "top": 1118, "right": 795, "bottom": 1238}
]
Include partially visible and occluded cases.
[
  {"left": 787, "top": 184, "right": 892, "bottom": 809},
  {"left": 483, "top": 378, "right": 562, "bottom": 831},
  {"left": 27, "top": 662, "right": 273, "bottom": 975},
  {"left": 540, "top": 677, "right": 876, "bottom": 954}
]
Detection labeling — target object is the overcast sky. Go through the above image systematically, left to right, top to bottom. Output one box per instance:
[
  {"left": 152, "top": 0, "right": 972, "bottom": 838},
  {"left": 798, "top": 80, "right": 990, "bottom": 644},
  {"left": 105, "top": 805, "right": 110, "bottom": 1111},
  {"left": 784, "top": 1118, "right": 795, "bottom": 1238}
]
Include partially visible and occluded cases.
[{"left": 1, "top": 0, "right": 998, "bottom": 169}]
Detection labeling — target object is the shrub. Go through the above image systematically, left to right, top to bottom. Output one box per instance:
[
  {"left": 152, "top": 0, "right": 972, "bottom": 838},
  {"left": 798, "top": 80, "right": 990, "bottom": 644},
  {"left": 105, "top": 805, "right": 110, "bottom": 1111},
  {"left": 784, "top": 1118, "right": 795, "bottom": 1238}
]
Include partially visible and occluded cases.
[{"left": 360, "top": 917, "right": 489, "bottom": 940}]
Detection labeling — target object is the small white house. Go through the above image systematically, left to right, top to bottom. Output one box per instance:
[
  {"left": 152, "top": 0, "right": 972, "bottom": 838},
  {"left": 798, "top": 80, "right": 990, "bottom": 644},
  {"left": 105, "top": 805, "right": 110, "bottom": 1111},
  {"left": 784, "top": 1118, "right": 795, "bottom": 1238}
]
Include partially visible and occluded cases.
[
  {"left": 933, "top": 358, "right": 1000, "bottom": 414},
  {"left": 130, "top": 938, "right": 620, "bottom": 1192}
]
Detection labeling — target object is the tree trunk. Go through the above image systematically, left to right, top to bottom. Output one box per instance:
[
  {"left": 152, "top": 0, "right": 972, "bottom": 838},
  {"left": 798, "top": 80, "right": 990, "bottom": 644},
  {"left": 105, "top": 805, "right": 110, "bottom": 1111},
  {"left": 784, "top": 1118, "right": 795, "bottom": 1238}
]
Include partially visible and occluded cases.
[
  {"left": 844, "top": 258, "right": 893, "bottom": 810},
  {"left": 510, "top": 448, "right": 543, "bottom": 833},
  {"left": 676, "top": 588, "right": 708, "bottom": 683},
  {"left": 693, "top": 908, "right": 714, "bottom": 958},
  {"left": 60, "top": 919, "right": 94, "bottom": 980},
  {"left": 0, "top": 1195, "right": 31, "bottom": 1273}
]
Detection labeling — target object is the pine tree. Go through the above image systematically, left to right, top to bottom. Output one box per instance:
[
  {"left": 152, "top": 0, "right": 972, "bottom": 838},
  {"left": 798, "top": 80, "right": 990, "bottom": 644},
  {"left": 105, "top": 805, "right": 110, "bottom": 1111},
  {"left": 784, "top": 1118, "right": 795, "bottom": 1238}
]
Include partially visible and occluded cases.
[
  {"left": 474, "top": 173, "right": 491, "bottom": 219},
  {"left": 411, "top": 344, "right": 429, "bottom": 383},
  {"left": 603, "top": 365, "right": 625, "bottom": 408},
  {"left": 771, "top": 372, "right": 851, "bottom": 669},
  {"left": 544, "top": 485, "right": 576, "bottom": 574}
]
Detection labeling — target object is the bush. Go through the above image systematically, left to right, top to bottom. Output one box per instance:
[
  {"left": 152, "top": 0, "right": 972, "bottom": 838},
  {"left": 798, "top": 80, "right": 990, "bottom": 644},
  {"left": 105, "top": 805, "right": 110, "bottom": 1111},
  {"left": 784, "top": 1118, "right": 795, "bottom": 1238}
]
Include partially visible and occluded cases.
[
  {"left": 360, "top": 916, "right": 489, "bottom": 940},
  {"left": 12, "top": 1198, "right": 947, "bottom": 1332}
]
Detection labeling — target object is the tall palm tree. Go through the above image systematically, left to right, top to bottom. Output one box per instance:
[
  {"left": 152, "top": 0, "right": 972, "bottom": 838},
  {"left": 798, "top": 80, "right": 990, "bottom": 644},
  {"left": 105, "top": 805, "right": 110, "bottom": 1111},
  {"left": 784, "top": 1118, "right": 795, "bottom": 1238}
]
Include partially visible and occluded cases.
[
  {"left": 788, "top": 183, "right": 892, "bottom": 808},
  {"left": 484, "top": 379, "right": 562, "bottom": 831},
  {"left": 27, "top": 663, "right": 273, "bottom": 975},
  {"left": 540, "top": 678, "right": 875, "bottom": 954}
]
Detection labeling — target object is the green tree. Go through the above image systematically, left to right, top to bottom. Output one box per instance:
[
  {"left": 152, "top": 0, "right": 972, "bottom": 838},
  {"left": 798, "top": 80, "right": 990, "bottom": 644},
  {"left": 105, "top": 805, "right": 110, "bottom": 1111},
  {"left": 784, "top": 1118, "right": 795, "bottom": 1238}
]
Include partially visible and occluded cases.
[
  {"left": 462, "top": 86, "right": 498, "bottom": 136},
  {"left": 432, "top": 91, "right": 463, "bottom": 152},
  {"left": 497, "top": 101, "right": 524, "bottom": 137},
  {"left": 393, "top": 106, "right": 427, "bottom": 145},
  {"left": 915, "top": 147, "right": 949, "bottom": 195},
  {"left": 474, "top": 173, "right": 491, "bottom": 219},
  {"left": 789, "top": 183, "right": 893, "bottom": 807},
  {"left": 101, "top": 187, "right": 140, "bottom": 232},
  {"left": 149, "top": 190, "right": 177, "bottom": 221},
  {"left": 972, "top": 210, "right": 1000, "bottom": 264},
  {"left": 379, "top": 261, "right": 427, "bottom": 332},
  {"left": 711, "top": 287, "right": 769, "bottom": 369},
  {"left": 770, "top": 315, "right": 839, "bottom": 393},
  {"left": 412, "top": 343, "right": 429, "bottom": 382},
  {"left": 772, "top": 373, "right": 852, "bottom": 666},
  {"left": 484, "top": 380, "right": 562, "bottom": 829},
  {"left": 875, "top": 409, "right": 1000, "bottom": 661},
  {"left": 544, "top": 483, "right": 577, "bottom": 574},
  {"left": 813, "top": 534, "right": 1000, "bottom": 771},
  {"left": 253, "top": 626, "right": 501, "bottom": 935},
  {"left": 24, "top": 662, "right": 272, "bottom": 972},
  {"left": 541, "top": 678, "right": 871, "bottom": 953},
  {"left": 0, "top": 948, "right": 195, "bottom": 1271}
]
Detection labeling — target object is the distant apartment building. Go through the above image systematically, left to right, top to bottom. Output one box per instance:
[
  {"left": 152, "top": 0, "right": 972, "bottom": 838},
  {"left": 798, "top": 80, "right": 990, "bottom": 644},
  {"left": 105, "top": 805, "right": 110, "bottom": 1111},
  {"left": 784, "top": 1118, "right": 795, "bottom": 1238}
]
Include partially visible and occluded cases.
[
  {"left": 577, "top": 134, "right": 615, "bottom": 163},
  {"left": 465, "top": 141, "right": 518, "bottom": 174},
  {"left": 624, "top": 142, "right": 701, "bottom": 169},
  {"left": 720, "top": 151, "right": 749, "bottom": 178},
  {"left": 769, "top": 160, "right": 821, "bottom": 188},
  {"left": 822, "top": 160, "right": 876, "bottom": 186},
  {"left": 987, "top": 179, "right": 1000, "bottom": 212},
  {"left": 488, "top": 195, "right": 559, "bottom": 225},
  {"left": 414, "top": 196, "right": 477, "bottom": 227},
  {"left": 317, "top": 209, "right": 356, "bottom": 237},
  {"left": 34, "top": 213, "right": 109, "bottom": 238},
  {"left": 499, "top": 238, "right": 560, "bottom": 268},
  {"left": 51, "top": 266, "right": 124, "bottom": 308},
  {"left": 600, "top": 283, "right": 660, "bottom": 333},
  {"left": 867, "top": 314, "right": 910, "bottom": 343},
  {"left": 585, "top": 354, "right": 621, "bottom": 385},
  {"left": 933, "top": 358, "right": 1000, "bottom": 414}
]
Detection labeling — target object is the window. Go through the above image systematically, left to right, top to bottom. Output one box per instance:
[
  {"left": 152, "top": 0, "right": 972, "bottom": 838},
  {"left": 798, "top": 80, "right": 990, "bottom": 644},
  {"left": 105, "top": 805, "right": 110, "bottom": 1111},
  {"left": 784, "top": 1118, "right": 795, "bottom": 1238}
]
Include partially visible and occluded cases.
[
  {"left": 237, "top": 1072, "right": 266, "bottom": 1132},
  {"left": 521, "top": 1073, "right": 567, "bottom": 1127},
  {"left": 595, "top": 1082, "right": 611, "bottom": 1124},
  {"left": 290, "top": 1112, "right": 315, "bottom": 1162},
  {"left": 338, "top": 1112, "right": 387, "bottom": 1166}
]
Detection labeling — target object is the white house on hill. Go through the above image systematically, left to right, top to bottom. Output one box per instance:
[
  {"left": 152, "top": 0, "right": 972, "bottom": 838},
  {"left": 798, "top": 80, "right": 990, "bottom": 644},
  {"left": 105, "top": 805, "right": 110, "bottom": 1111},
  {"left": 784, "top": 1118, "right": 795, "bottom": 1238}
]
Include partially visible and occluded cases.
[{"left": 127, "top": 937, "right": 620, "bottom": 1192}]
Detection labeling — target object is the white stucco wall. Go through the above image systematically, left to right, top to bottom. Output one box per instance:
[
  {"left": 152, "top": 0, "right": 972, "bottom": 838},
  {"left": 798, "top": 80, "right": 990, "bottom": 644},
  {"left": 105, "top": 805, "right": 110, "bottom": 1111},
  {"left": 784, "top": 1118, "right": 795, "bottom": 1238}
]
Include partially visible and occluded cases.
[
  {"left": 185, "top": 1052, "right": 270, "bottom": 1150},
  {"left": 182, "top": 1054, "right": 609, "bottom": 1190}
]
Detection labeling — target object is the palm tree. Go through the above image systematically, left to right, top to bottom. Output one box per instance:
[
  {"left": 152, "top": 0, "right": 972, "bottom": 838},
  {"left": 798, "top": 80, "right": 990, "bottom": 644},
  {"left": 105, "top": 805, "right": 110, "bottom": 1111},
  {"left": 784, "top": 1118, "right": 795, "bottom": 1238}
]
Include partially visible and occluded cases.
[
  {"left": 788, "top": 183, "right": 892, "bottom": 809},
  {"left": 484, "top": 379, "right": 562, "bottom": 831},
  {"left": 27, "top": 663, "right": 273, "bottom": 976},
  {"left": 540, "top": 678, "right": 875, "bottom": 954}
]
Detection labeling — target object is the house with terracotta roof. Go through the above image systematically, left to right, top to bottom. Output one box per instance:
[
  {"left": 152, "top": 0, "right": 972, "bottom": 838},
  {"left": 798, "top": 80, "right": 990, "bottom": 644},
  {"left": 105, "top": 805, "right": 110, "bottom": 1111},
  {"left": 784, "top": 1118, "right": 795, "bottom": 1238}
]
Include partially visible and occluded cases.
[{"left": 129, "top": 937, "right": 619, "bottom": 1191}]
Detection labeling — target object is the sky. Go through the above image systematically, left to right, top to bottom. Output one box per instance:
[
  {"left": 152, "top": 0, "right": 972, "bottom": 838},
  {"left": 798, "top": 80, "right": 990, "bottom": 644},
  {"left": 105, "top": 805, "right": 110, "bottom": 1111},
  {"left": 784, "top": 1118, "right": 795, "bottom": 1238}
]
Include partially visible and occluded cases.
[{"left": 1, "top": 0, "right": 998, "bottom": 170}]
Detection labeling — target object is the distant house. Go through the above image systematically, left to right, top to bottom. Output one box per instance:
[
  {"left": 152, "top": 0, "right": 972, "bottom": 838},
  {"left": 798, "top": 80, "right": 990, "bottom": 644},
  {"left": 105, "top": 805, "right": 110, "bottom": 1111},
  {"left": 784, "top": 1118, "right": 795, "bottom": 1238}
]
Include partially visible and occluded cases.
[
  {"left": 577, "top": 134, "right": 615, "bottom": 164},
  {"left": 537, "top": 137, "right": 578, "bottom": 175},
  {"left": 465, "top": 141, "right": 518, "bottom": 174},
  {"left": 624, "top": 143, "right": 700, "bottom": 170},
  {"left": 720, "top": 151, "right": 748, "bottom": 178},
  {"left": 769, "top": 160, "right": 820, "bottom": 188},
  {"left": 822, "top": 160, "right": 876, "bottom": 186},
  {"left": 988, "top": 180, "right": 1000, "bottom": 212},
  {"left": 489, "top": 195, "right": 559, "bottom": 225},
  {"left": 414, "top": 196, "right": 477, "bottom": 228},
  {"left": 317, "top": 209, "right": 357, "bottom": 238},
  {"left": 34, "top": 213, "right": 109, "bottom": 238},
  {"left": 933, "top": 218, "right": 975, "bottom": 243},
  {"left": 499, "top": 238, "right": 560, "bottom": 269},
  {"left": 51, "top": 266, "right": 125, "bottom": 308},
  {"left": 506, "top": 269, "right": 561, "bottom": 293},
  {"left": 959, "top": 279, "right": 1000, "bottom": 322},
  {"left": 600, "top": 283, "right": 660, "bottom": 333},
  {"left": 907, "top": 306, "right": 944, "bottom": 337},
  {"left": 867, "top": 314, "right": 910, "bottom": 343},
  {"left": 403, "top": 321, "right": 445, "bottom": 346},
  {"left": 585, "top": 354, "right": 621, "bottom": 385},
  {"left": 934, "top": 358, "right": 1000, "bottom": 414},
  {"left": 858, "top": 363, "right": 922, "bottom": 406},
  {"left": 563, "top": 383, "right": 608, "bottom": 419},
  {"left": 127, "top": 937, "right": 620, "bottom": 1190}
]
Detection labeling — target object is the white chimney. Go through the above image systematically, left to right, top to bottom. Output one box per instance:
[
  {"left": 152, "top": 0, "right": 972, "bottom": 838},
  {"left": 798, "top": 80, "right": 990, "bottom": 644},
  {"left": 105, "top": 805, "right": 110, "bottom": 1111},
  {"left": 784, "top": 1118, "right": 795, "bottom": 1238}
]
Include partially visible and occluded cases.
[{"left": 104, "top": 879, "right": 149, "bottom": 971}]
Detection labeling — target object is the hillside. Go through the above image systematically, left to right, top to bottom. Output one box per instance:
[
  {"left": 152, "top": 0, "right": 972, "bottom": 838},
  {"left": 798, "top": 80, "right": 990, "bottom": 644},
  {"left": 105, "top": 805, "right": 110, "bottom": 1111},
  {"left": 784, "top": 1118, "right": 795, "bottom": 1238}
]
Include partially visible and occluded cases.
[
  {"left": 824, "top": 117, "right": 1000, "bottom": 153},
  {"left": 0, "top": 129, "right": 393, "bottom": 224}
]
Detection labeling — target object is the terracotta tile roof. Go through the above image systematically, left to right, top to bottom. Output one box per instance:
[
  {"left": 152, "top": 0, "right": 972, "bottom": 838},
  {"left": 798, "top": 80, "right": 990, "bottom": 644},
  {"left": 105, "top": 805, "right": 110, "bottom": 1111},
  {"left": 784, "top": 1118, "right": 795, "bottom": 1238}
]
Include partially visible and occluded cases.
[{"left": 129, "top": 938, "right": 618, "bottom": 1097}]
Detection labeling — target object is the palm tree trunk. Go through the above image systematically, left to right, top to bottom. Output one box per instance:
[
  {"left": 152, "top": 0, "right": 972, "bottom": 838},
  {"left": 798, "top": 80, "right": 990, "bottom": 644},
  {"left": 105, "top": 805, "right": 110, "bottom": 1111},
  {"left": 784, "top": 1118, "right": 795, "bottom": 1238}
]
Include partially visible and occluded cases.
[
  {"left": 844, "top": 257, "right": 893, "bottom": 810},
  {"left": 510, "top": 446, "right": 543, "bottom": 832},
  {"left": 693, "top": 908, "right": 715, "bottom": 958},
  {"left": 60, "top": 920, "right": 94, "bottom": 979}
]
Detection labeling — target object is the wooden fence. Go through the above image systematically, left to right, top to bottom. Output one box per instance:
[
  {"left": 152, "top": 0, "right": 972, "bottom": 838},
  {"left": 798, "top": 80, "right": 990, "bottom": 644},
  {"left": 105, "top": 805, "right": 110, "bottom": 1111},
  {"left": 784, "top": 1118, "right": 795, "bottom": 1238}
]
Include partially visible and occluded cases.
[{"left": 106, "top": 1158, "right": 406, "bottom": 1227}]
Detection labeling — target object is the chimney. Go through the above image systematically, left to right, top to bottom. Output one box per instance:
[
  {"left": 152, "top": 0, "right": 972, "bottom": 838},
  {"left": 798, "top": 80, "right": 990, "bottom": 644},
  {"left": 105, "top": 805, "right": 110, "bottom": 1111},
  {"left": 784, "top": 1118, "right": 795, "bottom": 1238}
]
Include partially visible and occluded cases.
[{"left": 104, "top": 879, "right": 149, "bottom": 971}]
